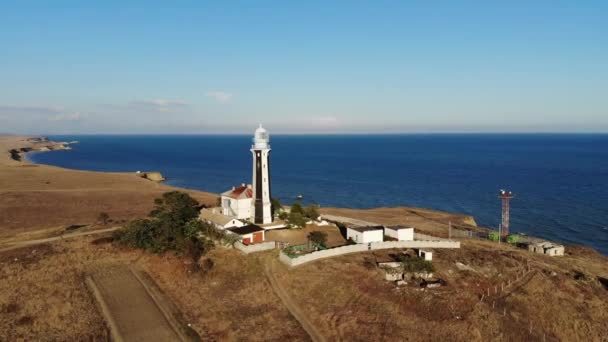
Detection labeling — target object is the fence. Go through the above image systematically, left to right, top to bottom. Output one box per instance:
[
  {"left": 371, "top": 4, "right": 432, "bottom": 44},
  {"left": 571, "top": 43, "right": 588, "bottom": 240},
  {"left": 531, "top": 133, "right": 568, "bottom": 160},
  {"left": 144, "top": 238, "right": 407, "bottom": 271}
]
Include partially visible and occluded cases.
[
  {"left": 415, "top": 232, "right": 448, "bottom": 241},
  {"left": 279, "top": 239, "right": 460, "bottom": 267},
  {"left": 474, "top": 254, "right": 559, "bottom": 341}
]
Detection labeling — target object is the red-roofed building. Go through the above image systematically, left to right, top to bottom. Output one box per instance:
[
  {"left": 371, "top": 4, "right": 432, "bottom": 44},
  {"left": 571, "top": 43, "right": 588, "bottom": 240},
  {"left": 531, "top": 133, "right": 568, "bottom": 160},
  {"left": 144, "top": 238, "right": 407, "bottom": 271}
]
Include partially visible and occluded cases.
[{"left": 221, "top": 183, "right": 253, "bottom": 219}]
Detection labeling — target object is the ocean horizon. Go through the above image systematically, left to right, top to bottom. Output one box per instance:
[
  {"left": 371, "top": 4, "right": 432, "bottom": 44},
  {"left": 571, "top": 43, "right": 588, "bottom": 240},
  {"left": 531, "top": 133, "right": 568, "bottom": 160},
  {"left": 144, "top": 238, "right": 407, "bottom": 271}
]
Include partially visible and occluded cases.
[{"left": 29, "top": 133, "right": 608, "bottom": 255}]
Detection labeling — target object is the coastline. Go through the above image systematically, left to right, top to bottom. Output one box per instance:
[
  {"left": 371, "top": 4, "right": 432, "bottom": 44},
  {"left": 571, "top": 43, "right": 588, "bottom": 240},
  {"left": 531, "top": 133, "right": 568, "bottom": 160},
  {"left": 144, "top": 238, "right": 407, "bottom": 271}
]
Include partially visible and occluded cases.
[
  {"left": 1, "top": 134, "right": 604, "bottom": 256},
  {"left": 0, "top": 135, "right": 218, "bottom": 237},
  {"left": 0, "top": 135, "right": 484, "bottom": 246}
]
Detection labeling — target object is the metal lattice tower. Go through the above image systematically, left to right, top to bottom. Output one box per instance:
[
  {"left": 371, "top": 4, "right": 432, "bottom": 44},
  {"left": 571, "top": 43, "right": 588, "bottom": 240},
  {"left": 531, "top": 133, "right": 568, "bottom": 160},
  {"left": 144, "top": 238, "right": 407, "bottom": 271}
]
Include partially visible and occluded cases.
[{"left": 499, "top": 189, "right": 514, "bottom": 237}]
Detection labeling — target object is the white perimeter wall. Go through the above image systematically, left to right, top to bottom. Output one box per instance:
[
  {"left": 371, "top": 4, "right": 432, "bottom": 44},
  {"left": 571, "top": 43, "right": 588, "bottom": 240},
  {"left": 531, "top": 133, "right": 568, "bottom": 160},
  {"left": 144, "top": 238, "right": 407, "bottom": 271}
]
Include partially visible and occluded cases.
[{"left": 280, "top": 240, "right": 461, "bottom": 267}]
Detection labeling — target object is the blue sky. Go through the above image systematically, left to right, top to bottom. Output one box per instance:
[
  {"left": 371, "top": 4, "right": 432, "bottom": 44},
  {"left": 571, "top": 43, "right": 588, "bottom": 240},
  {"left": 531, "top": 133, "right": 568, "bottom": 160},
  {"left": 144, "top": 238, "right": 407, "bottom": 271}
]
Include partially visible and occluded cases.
[{"left": 1, "top": 1, "right": 607, "bottom": 134}]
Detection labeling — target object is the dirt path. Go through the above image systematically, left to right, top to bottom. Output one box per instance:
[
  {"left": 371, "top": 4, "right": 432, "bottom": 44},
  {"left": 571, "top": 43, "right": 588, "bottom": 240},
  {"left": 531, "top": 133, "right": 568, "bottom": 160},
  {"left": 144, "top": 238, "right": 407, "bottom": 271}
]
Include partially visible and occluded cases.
[
  {"left": 0, "top": 226, "right": 121, "bottom": 252},
  {"left": 264, "top": 258, "right": 326, "bottom": 342},
  {"left": 86, "top": 265, "right": 192, "bottom": 342}
]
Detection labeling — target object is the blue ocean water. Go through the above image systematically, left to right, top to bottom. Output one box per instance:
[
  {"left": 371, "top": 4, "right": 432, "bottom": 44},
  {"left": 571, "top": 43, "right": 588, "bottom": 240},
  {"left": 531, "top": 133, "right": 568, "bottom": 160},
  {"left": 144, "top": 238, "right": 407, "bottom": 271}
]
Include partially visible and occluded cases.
[{"left": 29, "top": 134, "right": 608, "bottom": 255}]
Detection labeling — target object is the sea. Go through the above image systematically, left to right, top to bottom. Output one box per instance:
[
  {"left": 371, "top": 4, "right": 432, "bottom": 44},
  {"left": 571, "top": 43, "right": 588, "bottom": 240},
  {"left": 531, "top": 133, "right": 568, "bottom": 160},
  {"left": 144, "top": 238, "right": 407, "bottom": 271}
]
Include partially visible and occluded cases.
[{"left": 28, "top": 134, "right": 608, "bottom": 255}]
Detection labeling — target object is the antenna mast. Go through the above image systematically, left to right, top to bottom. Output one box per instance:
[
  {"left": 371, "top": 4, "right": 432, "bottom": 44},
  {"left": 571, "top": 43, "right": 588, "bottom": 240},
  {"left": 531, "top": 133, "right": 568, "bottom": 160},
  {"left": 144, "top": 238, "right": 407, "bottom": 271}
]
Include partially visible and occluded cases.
[{"left": 498, "top": 189, "right": 514, "bottom": 238}]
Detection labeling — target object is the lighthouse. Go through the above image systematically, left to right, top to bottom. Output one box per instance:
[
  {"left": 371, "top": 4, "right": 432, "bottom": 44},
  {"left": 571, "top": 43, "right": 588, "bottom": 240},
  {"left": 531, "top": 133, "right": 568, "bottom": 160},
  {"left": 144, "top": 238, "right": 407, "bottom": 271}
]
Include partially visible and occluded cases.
[{"left": 250, "top": 124, "right": 273, "bottom": 224}]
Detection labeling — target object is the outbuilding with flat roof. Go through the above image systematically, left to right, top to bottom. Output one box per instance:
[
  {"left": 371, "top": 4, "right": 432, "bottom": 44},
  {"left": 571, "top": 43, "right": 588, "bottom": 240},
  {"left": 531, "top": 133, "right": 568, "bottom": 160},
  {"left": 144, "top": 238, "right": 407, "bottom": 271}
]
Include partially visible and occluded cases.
[
  {"left": 228, "top": 224, "right": 265, "bottom": 245},
  {"left": 347, "top": 226, "right": 384, "bottom": 244},
  {"left": 385, "top": 226, "right": 414, "bottom": 241}
]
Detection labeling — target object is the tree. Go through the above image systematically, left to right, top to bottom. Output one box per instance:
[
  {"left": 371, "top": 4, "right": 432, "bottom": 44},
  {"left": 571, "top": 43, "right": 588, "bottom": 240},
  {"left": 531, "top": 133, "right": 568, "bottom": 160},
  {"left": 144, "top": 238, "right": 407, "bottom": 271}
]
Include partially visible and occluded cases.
[
  {"left": 149, "top": 191, "right": 200, "bottom": 226},
  {"left": 114, "top": 192, "right": 213, "bottom": 263},
  {"left": 215, "top": 196, "right": 222, "bottom": 207},
  {"left": 271, "top": 198, "right": 282, "bottom": 214},
  {"left": 290, "top": 202, "right": 304, "bottom": 215},
  {"left": 304, "top": 205, "right": 320, "bottom": 221},
  {"left": 278, "top": 211, "right": 288, "bottom": 220},
  {"left": 288, "top": 211, "right": 307, "bottom": 228},
  {"left": 97, "top": 212, "right": 110, "bottom": 225},
  {"left": 308, "top": 231, "right": 327, "bottom": 247}
]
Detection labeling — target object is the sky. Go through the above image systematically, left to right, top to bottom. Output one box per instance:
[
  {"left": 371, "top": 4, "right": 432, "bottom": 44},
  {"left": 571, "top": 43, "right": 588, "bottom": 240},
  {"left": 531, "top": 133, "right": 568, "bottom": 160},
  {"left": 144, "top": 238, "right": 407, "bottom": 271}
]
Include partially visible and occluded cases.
[{"left": 1, "top": 1, "right": 607, "bottom": 134}]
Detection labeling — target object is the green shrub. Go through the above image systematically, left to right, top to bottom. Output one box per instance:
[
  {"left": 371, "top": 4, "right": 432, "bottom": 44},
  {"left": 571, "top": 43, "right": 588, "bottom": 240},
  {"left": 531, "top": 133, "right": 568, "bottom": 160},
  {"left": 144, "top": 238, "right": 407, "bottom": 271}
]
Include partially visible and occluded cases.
[
  {"left": 114, "top": 192, "right": 213, "bottom": 261},
  {"left": 271, "top": 198, "right": 282, "bottom": 215},
  {"left": 290, "top": 202, "right": 304, "bottom": 215},
  {"left": 304, "top": 205, "right": 320, "bottom": 221},
  {"left": 288, "top": 211, "right": 307, "bottom": 228},
  {"left": 308, "top": 230, "right": 328, "bottom": 247},
  {"left": 488, "top": 231, "right": 500, "bottom": 242},
  {"left": 507, "top": 234, "right": 520, "bottom": 244},
  {"left": 397, "top": 255, "right": 435, "bottom": 273}
]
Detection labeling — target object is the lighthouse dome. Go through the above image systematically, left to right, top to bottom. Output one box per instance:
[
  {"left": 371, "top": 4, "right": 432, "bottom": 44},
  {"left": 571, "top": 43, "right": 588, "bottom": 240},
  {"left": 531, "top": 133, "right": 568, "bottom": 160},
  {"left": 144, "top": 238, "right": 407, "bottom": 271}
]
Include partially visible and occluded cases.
[{"left": 252, "top": 124, "right": 270, "bottom": 149}]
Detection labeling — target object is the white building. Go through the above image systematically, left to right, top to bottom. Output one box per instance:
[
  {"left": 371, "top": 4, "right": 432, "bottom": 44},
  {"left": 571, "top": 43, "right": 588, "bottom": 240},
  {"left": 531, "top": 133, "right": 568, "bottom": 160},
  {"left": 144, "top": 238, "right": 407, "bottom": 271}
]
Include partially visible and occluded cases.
[
  {"left": 250, "top": 125, "right": 273, "bottom": 224},
  {"left": 221, "top": 184, "right": 253, "bottom": 220},
  {"left": 199, "top": 208, "right": 244, "bottom": 230},
  {"left": 347, "top": 226, "right": 384, "bottom": 244},
  {"left": 385, "top": 226, "right": 414, "bottom": 241},
  {"left": 528, "top": 241, "right": 565, "bottom": 256},
  {"left": 418, "top": 249, "right": 433, "bottom": 261}
]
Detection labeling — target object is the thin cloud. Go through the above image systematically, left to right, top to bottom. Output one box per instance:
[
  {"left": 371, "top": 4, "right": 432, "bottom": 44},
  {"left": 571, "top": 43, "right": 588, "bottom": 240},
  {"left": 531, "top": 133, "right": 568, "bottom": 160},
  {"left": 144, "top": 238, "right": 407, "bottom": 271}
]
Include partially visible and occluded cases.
[
  {"left": 206, "top": 91, "right": 233, "bottom": 103},
  {"left": 128, "top": 99, "right": 189, "bottom": 112},
  {"left": 0, "top": 104, "right": 85, "bottom": 122},
  {"left": 0, "top": 105, "right": 64, "bottom": 116},
  {"left": 49, "top": 112, "right": 83, "bottom": 122}
]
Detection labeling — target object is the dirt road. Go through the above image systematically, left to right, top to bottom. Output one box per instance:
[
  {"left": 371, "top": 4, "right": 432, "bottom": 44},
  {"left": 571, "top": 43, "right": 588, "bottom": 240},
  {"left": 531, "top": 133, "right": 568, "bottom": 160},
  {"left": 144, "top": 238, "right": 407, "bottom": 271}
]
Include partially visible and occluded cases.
[
  {"left": 0, "top": 226, "right": 121, "bottom": 252},
  {"left": 264, "top": 258, "right": 326, "bottom": 342},
  {"left": 86, "top": 265, "right": 191, "bottom": 342}
]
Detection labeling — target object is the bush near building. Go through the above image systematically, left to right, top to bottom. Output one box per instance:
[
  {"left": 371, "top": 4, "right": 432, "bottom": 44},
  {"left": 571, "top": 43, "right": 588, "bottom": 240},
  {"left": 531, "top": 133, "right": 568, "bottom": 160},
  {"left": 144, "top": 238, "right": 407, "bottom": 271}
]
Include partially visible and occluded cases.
[
  {"left": 113, "top": 191, "right": 214, "bottom": 266},
  {"left": 285, "top": 202, "right": 321, "bottom": 228},
  {"left": 308, "top": 230, "right": 328, "bottom": 247},
  {"left": 488, "top": 231, "right": 500, "bottom": 241},
  {"left": 507, "top": 234, "right": 520, "bottom": 244},
  {"left": 397, "top": 255, "right": 435, "bottom": 273}
]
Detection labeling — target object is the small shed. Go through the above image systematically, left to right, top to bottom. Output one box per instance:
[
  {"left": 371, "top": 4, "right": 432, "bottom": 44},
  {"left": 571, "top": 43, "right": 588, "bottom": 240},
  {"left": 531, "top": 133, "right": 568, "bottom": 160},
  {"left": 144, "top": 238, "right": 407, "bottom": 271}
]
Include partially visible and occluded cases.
[
  {"left": 228, "top": 224, "right": 265, "bottom": 245},
  {"left": 347, "top": 226, "right": 384, "bottom": 244},
  {"left": 385, "top": 226, "right": 414, "bottom": 241},
  {"left": 528, "top": 241, "right": 565, "bottom": 256},
  {"left": 418, "top": 249, "right": 433, "bottom": 261}
]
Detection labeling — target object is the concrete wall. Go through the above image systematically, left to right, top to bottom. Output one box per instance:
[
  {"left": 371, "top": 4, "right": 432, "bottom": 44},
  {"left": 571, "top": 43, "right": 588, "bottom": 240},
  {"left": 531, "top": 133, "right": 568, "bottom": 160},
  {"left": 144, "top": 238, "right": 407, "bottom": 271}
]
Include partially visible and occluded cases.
[
  {"left": 280, "top": 240, "right": 460, "bottom": 267},
  {"left": 234, "top": 241, "right": 276, "bottom": 254}
]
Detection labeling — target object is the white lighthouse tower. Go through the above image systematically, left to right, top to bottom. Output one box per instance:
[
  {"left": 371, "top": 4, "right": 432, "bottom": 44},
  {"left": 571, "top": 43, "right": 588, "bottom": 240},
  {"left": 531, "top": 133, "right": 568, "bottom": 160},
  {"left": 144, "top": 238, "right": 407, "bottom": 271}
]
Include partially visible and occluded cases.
[{"left": 250, "top": 124, "right": 273, "bottom": 224}]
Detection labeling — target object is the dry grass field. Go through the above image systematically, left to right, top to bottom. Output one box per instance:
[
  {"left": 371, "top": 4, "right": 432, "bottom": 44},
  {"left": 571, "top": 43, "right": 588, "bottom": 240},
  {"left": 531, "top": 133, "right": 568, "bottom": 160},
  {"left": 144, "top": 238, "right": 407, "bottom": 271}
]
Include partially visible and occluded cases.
[
  {"left": 321, "top": 206, "right": 480, "bottom": 236},
  {"left": 0, "top": 237, "right": 308, "bottom": 341},
  {"left": 272, "top": 239, "right": 608, "bottom": 341}
]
